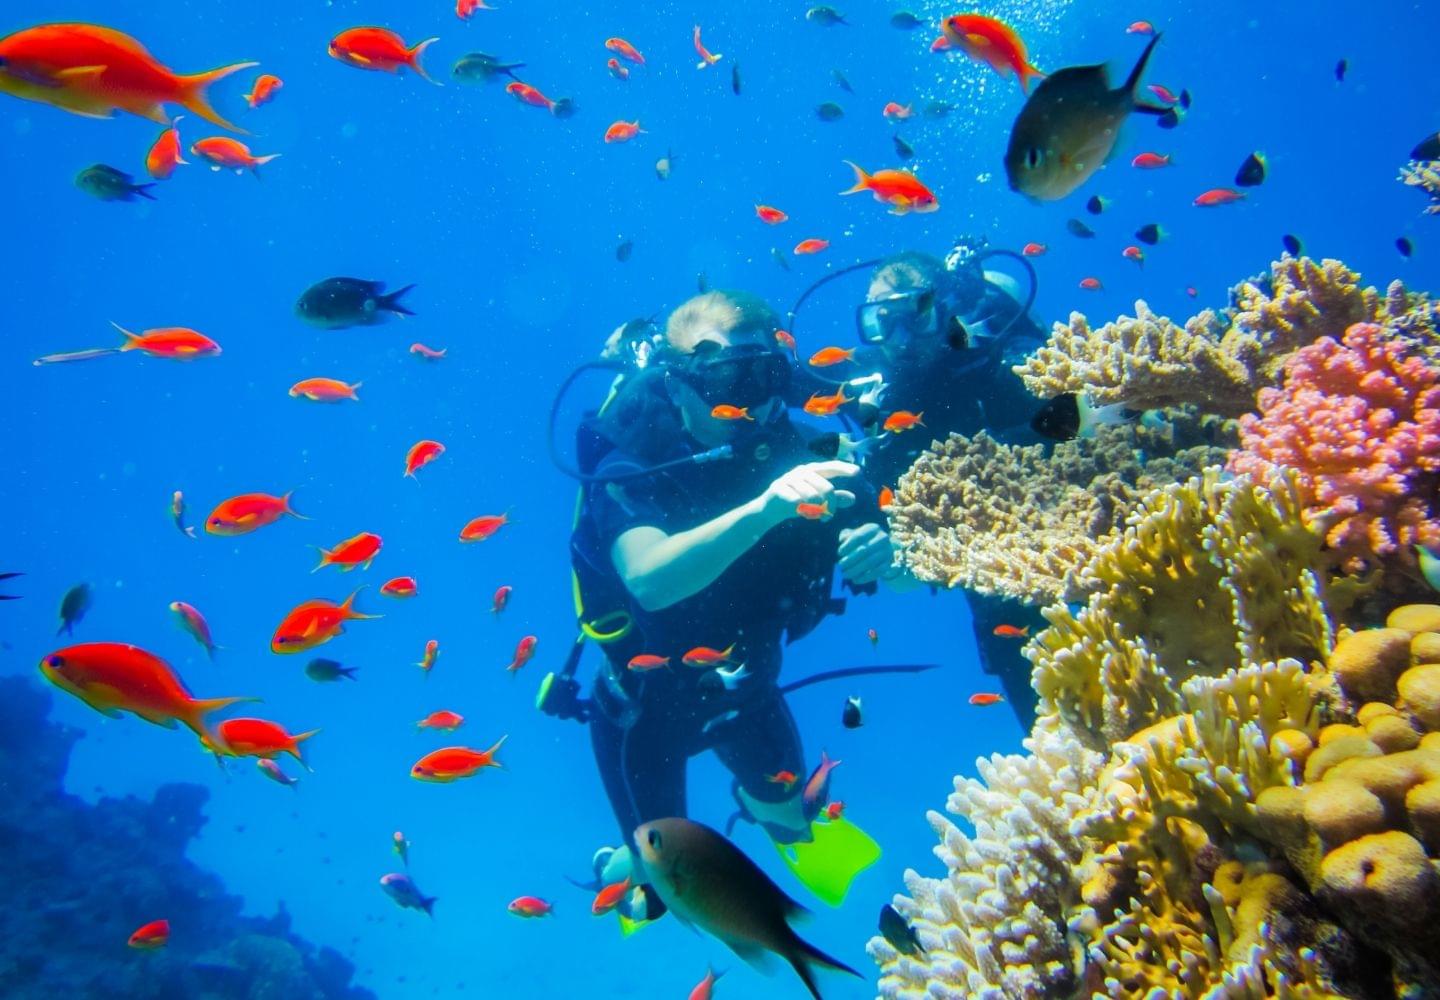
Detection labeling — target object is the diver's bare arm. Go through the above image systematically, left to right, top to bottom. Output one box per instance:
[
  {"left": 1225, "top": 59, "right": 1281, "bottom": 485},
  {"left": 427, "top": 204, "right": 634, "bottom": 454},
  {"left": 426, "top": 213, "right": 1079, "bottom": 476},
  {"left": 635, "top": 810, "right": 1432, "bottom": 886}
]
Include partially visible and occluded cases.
[{"left": 611, "top": 498, "right": 782, "bottom": 612}]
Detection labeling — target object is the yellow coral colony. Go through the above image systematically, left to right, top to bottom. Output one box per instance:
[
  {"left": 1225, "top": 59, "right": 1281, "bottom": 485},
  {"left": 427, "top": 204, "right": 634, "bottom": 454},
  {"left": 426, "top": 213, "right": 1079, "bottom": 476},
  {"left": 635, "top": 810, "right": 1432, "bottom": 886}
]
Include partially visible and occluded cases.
[{"left": 871, "top": 472, "right": 1440, "bottom": 998}]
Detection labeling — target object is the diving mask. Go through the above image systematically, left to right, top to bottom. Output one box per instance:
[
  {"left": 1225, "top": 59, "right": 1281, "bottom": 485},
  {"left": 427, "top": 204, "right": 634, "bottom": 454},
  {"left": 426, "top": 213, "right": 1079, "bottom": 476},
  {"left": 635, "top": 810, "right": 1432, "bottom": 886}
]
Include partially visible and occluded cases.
[
  {"left": 856, "top": 288, "right": 940, "bottom": 346},
  {"left": 675, "top": 340, "right": 793, "bottom": 409}
]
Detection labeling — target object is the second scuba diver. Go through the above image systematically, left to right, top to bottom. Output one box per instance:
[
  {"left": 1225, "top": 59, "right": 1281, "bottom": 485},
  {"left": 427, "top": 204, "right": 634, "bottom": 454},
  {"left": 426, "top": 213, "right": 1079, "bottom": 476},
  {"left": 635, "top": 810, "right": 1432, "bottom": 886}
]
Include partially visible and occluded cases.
[{"left": 562, "top": 290, "right": 910, "bottom": 921}]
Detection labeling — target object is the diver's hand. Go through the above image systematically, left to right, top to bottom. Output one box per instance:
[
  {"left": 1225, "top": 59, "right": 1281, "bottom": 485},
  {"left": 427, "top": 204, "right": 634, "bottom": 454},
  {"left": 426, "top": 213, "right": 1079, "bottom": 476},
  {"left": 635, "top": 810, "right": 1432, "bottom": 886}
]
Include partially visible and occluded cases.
[
  {"left": 848, "top": 373, "right": 888, "bottom": 410},
  {"left": 757, "top": 461, "right": 858, "bottom": 526},
  {"left": 837, "top": 522, "right": 896, "bottom": 586}
]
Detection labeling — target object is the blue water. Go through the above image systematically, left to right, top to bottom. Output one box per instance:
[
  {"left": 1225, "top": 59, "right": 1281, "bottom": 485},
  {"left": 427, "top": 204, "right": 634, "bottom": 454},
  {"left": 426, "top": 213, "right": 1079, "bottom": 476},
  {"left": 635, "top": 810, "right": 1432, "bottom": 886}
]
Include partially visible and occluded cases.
[{"left": 4, "top": 0, "right": 1437, "bottom": 997}]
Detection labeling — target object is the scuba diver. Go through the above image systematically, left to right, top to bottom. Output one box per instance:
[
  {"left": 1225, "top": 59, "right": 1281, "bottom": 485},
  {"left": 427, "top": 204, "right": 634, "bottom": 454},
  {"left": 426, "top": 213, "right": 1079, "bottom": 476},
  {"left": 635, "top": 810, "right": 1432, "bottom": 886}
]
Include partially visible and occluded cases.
[
  {"left": 788, "top": 237, "right": 1049, "bottom": 729},
  {"left": 541, "top": 289, "right": 911, "bottom": 923}
]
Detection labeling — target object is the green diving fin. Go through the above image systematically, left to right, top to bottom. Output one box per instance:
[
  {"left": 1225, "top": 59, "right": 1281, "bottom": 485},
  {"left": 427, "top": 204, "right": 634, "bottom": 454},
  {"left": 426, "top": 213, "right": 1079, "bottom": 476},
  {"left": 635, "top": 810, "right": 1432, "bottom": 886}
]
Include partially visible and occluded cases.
[
  {"left": 775, "top": 816, "right": 881, "bottom": 907},
  {"left": 617, "top": 911, "right": 652, "bottom": 937}
]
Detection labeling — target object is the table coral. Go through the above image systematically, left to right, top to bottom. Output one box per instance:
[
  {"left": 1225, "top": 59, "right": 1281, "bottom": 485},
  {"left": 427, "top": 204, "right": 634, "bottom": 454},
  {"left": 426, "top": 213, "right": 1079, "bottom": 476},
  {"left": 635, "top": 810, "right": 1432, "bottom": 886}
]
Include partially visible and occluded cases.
[
  {"left": 1229, "top": 322, "right": 1440, "bottom": 573},
  {"left": 871, "top": 474, "right": 1440, "bottom": 999}
]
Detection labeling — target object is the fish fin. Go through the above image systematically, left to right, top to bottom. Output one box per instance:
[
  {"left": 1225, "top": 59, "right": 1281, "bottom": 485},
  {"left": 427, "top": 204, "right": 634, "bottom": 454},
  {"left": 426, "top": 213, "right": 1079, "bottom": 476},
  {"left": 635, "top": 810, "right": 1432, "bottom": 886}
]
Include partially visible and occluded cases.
[
  {"left": 1122, "top": 33, "right": 1163, "bottom": 108},
  {"left": 409, "top": 38, "right": 443, "bottom": 86},
  {"left": 178, "top": 61, "right": 260, "bottom": 134},
  {"left": 1019, "top": 62, "right": 1046, "bottom": 94},
  {"left": 55, "top": 65, "right": 108, "bottom": 82},
  {"left": 251, "top": 153, "right": 281, "bottom": 179},
  {"left": 839, "top": 160, "right": 871, "bottom": 195},
  {"left": 133, "top": 183, "right": 159, "bottom": 201},
  {"left": 380, "top": 284, "right": 417, "bottom": 317},
  {"left": 110, "top": 321, "right": 142, "bottom": 349},
  {"left": 33, "top": 347, "right": 122, "bottom": 366},
  {"left": 281, "top": 490, "right": 308, "bottom": 521},
  {"left": 312, "top": 547, "right": 332, "bottom": 573},
  {"left": 341, "top": 587, "right": 381, "bottom": 620},
  {"left": 293, "top": 728, "right": 321, "bottom": 744},
  {"left": 484, "top": 733, "right": 508, "bottom": 767},
  {"left": 422, "top": 895, "right": 437, "bottom": 916},
  {"left": 786, "top": 932, "right": 863, "bottom": 1000}
]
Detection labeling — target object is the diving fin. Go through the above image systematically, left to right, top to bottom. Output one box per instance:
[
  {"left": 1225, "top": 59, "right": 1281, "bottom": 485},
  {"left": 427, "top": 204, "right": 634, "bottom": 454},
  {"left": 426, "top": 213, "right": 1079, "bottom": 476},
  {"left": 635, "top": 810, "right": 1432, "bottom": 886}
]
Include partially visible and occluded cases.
[{"left": 774, "top": 816, "right": 882, "bottom": 907}]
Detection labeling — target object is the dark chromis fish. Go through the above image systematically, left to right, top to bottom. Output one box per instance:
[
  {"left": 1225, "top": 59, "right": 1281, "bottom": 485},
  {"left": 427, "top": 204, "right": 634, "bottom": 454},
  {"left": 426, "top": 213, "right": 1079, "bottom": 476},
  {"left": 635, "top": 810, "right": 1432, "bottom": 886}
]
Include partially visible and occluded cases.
[
  {"left": 1005, "top": 34, "right": 1167, "bottom": 201},
  {"left": 451, "top": 52, "right": 524, "bottom": 83},
  {"left": 76, "top": 164, "right": 155, "bottom": 202},
  {"left": 296, "top": 278, "right": 416, "bottom": 329},
  {"left": 1030, "top": 393, "right": 1135, "bottom": 442},
  {"left": 57, "top": 583, "right": 92, "bottom": 636},
  {"left": 305, "top": 658, "right": 358, "bottom": 682},
  {"left": 636, "top": 818, "right": 860, "bottom": 999},
  {"left": 379, "top": 872, "right": 435, "bottom": 915},
  {"left": 877, "top": 903, "right": 927, "bottom": 957}
]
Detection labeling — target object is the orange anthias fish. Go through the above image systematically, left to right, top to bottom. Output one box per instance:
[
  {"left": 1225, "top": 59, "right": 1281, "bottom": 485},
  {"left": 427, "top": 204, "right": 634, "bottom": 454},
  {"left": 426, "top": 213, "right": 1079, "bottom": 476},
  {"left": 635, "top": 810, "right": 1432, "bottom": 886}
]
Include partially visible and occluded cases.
[
  {"left": 457, "top": 0, "right": 495, "bottom": 20},
  {"left": 941, "top": 15, "right": 1045, "bottom": 93},
  {"left": 1127, "top": 21, "right": 1155, "bottom": 36},
  {"left": 0, "top": 24, "right": 256, "bottom": 131},
  {"left": 692, "top": 25, "right": 722, "bottom": 69},
  {"left": 328, "top": 27, "right": 440, "bottom": 86},
  {"left": 606, "top": 37, "right": 645, "bottom": 65},
  {"left": 606, "top": 58, "right": 630, "bottom": 81},
  {"left": 243, "top": 73, "right": 282, "bottom": 108},
  {"left": 506, "top": 81, "right": 556, "bottom": 111},
  {"left": 881, "top": 101, "right": 912, "bottom": 121},
  {"left": 145, "top": 117, "right": 187, "bottom": 180},
  {"left": 604, "top": 119, "right": 643, "bottom": 143},
  {"left": 191, "top": 136, "right": 279, "bottom": 176},
  {"left": 1131, "top": 151, "right": 1172, "bottom": 169},
  {"left": 840, "top": 161, "right": 939, "bottom": 215},
  {"left": 1194, "top": 187, "right": 1245, "bottom": 207},
  {"left": 755, "top": 204, "right": 788, "bottom": 224},
  {"left": 794, "top": 238, "right": 830, "bottom": 255},
  {"left": 1022, "top": 242, "right": 1047, "bottom": 256},
  {"left": 1123, "top": 245, "right": 1145, "bottom": 267},
  {"left": 1079, "top": 277, "right": 1103, "bottom": 291},
  {"left": 35, "top": 322, "right": 222, "bottom": 366},
  {"left": 775, "top": 329, "right": 797, "bottom": 354},
  {"left": 410, "top": 342, "right": 447, "bottom": 360},
  {"left": 808, "top": 346, "right": 854, "bottom": 367},
  {"left": 289, "top": 377, "right": 361, "bottom": 403},
  {"left": 803, "top": 386, "right": 851, "bottom": 416},
  {"left": 710, "top": 404, "right": 753, "bottom": 421},
  {"left": 883, "top": 410, "right": 924, "bottom": 433},
  {"left": 405, "top": 439, "right": 446, "bottom": 478},
  {"left": 878, "top": 485, "right": 894, "bottom": 509},
  {"left": 206, "top": 491, "right": 301, "bottom": 536},
  {"left": 796, "top": 501, "right": 830, "bottom": 521},
  {"left": 460, "top": 512, "right": 510, "bottom": 542},
  {"left": 314, "top": 531, "right": 383, "bottom": 572},
  {"left": 380, "top": 576, "right": 419, "bottom": 598},
  {"left": 491, "top": 584, "right": 512, "bottom": 613},
  {"left": 270, "top": 590, "right": 377, "bottom": 654},
  {"left": 169, "top": 600, "right": 219, "bottom": 659},
  {"left": 993, "top": 624, "right": 1030, "bottom": 638},
  {"left": 508, "top": 635, "right": 537, "bottom": 674},
  {"left": 417, "top": 639, "right": 440, "bottom": 674},
  {"left": 39, "top": 642, "right": 251, "bottom": 748},
  {"left": 682, "top": 643, "right": 734, "bottom": 668},
  {"left": 628, "top": 654, "right": 672, "bottom": 672},
  {"left": 969, "top": 692, "right": 1005, "bottom": 706},
  {"left": 417, "top": 710, "right": 464, "bottom": 732},
  {"left": 203, "top": 717, "right": 319, "bottom": 764},
  {"left": 411, "top": 736, "right": 507, "bottom": 782},
  {"left": 767, "top": 770, "right": 798, "bottom": 789},
  {"left": 824, "top": 801, "right": 845, "bottom": 820},
  {"left": 592, "top": 877, "right": 632, "bottom": 915},
  {"left": 509, "top": 896, "right": 554, "bottom": 918},
  {"left": 128, "top": 919, "right": 170, "bottom": 949},
  {"left": 689, "top": 967, "right": 725, "bottom": 1000}
]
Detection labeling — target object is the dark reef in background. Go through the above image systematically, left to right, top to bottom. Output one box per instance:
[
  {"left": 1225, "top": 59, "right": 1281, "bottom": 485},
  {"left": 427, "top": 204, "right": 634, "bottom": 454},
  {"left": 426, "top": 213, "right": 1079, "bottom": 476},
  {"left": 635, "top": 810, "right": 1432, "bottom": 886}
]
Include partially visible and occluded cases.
[{"left": 0, "top": 676, "right": 376, "bottom": 1000}]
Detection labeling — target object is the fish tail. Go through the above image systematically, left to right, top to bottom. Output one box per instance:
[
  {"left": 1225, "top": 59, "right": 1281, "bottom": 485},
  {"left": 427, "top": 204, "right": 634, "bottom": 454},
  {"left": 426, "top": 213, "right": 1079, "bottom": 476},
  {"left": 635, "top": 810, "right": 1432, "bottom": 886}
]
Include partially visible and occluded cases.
[
  {"left": 1124, "top": 33, "right": 1167, "bottom": 113},
  {"left": 408, "top": 38, "right": 443, "bottom": 86},
  {"left": 178, "top": 61, "right": 260, "bottom": 134},
  {"left": 1019, "top": 61, "right": 1045, "bottom": 94},
  {"left": 251, "top": 153, "right": 281, "bottom": 179},
  {"left": 839, "top": 160, "right": 871, "bottom": 196},
  {"left": 134, "top": 183, "right": 159, "bottom": 201},
  {"left": 380, "top": 284, "right": 417, "bottom": 317},
  {"left": 111, "top": 321, "right": 143, "bottom": 350},
  {"left": 33, "top": 347, "right": 122, "bottom": 366},
  {"left": 281, "top": 490, "right": 309, "bottom": 521},
  {"left": 312, "top": 546, "right": 333, "bottom": 573},
  {"left": 342, "top": 587, "right": 381, "bottom": 620},
  {"left": 187, "top": 695, "right": 261, "bottom": 751},
  {"left": 290, "top": 730, "right": 321, "bottom": 768},
  {"left": 485, "top": 733, "right": 508, "bottom": 768},
  {"left": 422, "top": 895, "right": 437, "bottom": 917},
  {"left": 786, "top": 933, "right": 862, "bottom": 1000}
]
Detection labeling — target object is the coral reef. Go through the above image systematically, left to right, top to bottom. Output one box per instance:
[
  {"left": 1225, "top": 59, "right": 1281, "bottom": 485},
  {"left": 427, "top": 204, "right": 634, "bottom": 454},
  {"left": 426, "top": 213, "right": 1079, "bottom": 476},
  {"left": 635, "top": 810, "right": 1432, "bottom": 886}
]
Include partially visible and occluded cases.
[
  {"left": 1400, "top": 159, "right": 1440, "bottom": 215},
  {"left": 1014, "top": 257, "right": 1428, "bottom": 417},
  {"left": 1229, "top": 322, "right": 1440, "bottom": 574},
  {"left": 888, "top": 414, "right": 1234, "bottom": 605},
  {"left": 869, "top": 472, "right": 1440, "bottom": 999},
  {"left": 0, "top": 675, "right": 374, "bottom": 1000}
]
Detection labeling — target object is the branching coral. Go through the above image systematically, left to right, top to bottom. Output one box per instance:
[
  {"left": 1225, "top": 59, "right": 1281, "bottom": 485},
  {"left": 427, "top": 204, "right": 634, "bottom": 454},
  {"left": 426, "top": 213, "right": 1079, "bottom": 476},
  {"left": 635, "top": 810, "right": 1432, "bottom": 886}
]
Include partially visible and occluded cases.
[
  {"left": 1400, "top": 159, "right": 1440, "bottom": 215},
  {"left": 1013, "top": 257, "right": 1425, "bottom": 417},
  {"left": 1229, "top": 322, "right": 1440, "bottom": 573},
  {"left": 889, "top": 417, "right": 1233, "bottom": 605},
  {"left": 869, "top": 473, "right": 1440, "bottom": 999}
]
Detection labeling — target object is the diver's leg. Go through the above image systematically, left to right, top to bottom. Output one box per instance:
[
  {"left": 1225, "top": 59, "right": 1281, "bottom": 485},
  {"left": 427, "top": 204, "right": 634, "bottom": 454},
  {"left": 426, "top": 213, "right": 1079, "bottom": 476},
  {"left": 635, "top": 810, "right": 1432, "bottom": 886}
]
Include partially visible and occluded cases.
[
  {"left": 966, "top": 590, "right": 1043, "bottom": 731},
  {"left": 714, "top": 688, "right": 810, "bottom": 843}
]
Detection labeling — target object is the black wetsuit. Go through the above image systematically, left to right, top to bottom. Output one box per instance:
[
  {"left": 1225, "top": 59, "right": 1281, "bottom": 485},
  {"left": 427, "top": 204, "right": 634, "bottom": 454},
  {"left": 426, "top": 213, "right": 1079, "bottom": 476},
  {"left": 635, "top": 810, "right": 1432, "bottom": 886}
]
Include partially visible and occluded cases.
[
  {"left": 857, "top": 293, "right": 1049, "bottom": 730},
  {"left": 574, "top": 376, "right": 877, "bottom": 849}
]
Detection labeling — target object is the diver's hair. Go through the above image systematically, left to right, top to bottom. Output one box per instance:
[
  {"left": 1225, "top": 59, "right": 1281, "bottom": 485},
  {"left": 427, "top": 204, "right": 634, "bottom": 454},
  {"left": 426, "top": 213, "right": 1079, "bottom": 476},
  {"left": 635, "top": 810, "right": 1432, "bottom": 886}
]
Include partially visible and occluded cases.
[
  {"left": 870, "top": 251, "right": 951, "bottom": 294},
  {"left": 664, "top": 290, "right": 779, "bottom": 353}
]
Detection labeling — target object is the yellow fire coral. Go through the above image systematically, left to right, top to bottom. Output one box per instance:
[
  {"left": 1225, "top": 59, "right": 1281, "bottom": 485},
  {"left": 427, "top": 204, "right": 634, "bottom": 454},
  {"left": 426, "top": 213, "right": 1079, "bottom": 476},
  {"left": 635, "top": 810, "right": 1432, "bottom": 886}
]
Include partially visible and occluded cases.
[
  {"left": 1013, "top": 257, "right": 1426, "bottom": 418},
  {"left": 889, "top": 419, "right": 1231, "bottom": 605},
  {"left": 872, "top": 472, "right": 1440, "bottom": 999}
]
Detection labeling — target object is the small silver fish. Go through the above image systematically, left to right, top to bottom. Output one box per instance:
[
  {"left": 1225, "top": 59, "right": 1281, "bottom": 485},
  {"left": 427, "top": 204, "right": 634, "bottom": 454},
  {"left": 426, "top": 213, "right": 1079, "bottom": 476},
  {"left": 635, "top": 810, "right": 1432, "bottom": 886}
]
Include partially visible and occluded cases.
[
  {"left": 806, "top": 6, "right": 849, "bottom": 26},
  {"left": 716, "top": 662, "right": 751, "bottom": 691},
  {"left": 257, "top": 758, "right": 299, "bottom": 789},
  {"left": 379, "top": 872, "right": 435, "bottom": 916}
]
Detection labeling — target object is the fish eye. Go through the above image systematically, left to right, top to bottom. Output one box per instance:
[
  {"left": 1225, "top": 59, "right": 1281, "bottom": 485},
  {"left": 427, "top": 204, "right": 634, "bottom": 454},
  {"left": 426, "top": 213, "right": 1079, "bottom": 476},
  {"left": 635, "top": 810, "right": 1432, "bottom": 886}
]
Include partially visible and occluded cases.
[
  {"left": 1025, "top": 148, "right": 1041, "bottom": 169},
  {"left": 45, "top": 655, "right": 63, "bottom": 668},
  {"left": 647, "top": 829, "right": 662, "bottom": 850}
]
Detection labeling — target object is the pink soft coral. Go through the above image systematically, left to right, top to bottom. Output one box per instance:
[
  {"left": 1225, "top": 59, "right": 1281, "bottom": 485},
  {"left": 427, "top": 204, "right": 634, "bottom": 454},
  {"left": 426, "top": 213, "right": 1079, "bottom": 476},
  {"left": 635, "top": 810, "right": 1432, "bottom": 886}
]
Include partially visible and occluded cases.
[{"left": 1229, "top": 322, "right": 1440, "bottom": 570}]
